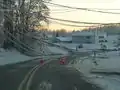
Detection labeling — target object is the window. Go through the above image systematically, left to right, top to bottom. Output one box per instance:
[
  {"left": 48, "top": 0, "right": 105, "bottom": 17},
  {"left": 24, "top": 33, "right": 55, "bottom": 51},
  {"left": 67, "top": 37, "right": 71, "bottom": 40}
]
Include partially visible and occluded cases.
[
  {"left": 86, "top": 36, "right": 91, "bottom": 39},
  {"left": 99, "top": 40, "right": 104, "bottom": 43},
  {"left": 99, "top": 40, "right": 107, "bottom": 43},
  {"left": 105, "top": 40, "right": 107, "bottom": 42}
]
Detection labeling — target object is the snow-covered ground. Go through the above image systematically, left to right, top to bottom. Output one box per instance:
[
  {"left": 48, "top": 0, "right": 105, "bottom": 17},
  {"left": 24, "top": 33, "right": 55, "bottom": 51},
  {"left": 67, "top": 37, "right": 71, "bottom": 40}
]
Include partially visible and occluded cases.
[
  {"left": 55, "top": 43, "right": 117, "bottom": 52},
  {"left": 55, "top": 43, "right": 95, "bottom": 52},
  {"left": 0, "top": 46, "right": 68, "bottom": 66},
  {"left": 48, "top": 46, "right": 68, "bottom": 55},
  {"left": 0, "top": 49, "right": 31, "bottom": 65},
  {"left": 69, "top": 51, "right": 120, "bottom": 90}
]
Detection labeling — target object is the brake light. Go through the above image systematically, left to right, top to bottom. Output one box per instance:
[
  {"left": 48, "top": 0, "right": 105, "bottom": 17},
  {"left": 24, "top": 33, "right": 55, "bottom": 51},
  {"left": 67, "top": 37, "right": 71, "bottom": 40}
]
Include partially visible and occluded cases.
[{"left": 40, "top": 59, "right": 44, "bottom": 64}]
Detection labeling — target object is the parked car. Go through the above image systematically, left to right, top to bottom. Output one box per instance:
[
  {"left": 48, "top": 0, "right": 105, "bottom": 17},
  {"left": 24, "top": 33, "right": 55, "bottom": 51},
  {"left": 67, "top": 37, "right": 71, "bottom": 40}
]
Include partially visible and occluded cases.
[{"left": 78, "top": 44, "right": 83, "bottom": 48}]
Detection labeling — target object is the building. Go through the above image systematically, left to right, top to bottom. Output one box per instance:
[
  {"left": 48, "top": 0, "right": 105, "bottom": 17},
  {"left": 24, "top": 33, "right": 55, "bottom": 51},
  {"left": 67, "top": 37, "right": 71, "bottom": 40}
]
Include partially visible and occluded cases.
[
  {"left": 72, "top": 31, "right": 95, "bottom": 44},
  {"left": 72, "top": 31, "right": 107, "bottom": 44},
  {"left": 95, "top": 31, "right": 107, "bottom": 44},
  {"left": 56, "top": 37, "right": 72, "bottom": 43}
]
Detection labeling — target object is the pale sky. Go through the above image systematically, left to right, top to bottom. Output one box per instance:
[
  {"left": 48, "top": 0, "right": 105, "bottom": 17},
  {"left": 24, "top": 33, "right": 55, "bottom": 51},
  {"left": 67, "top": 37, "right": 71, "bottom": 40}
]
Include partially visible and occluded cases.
[{"left": 47, "top": 0, "right": 120, "bottom": 31}]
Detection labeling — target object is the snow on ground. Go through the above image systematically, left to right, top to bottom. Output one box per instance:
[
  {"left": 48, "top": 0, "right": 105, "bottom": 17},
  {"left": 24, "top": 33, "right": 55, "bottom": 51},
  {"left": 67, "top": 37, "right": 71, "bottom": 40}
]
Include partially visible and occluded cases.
[
  {"left": 55, "top": 42, "right": 117, "bottom": 52},
  {"left": 55, "top": 43, "right": 96, "bottom": 52},
  {"left": 55, "top": 43, "right": 101, "bottom": 52},
  {"left": 0, "top": 46, "right": 67, "bottom": 66},
  {"left": 48, "top": 46, "right": 68, "bottom": 55},
  {"left": 0, "top": 49, "right": 31, "bottom": 65},
  {"left": 69, "top": 51, "right": 120, "bottom": 90},
  {"left": 93, "top": 51, "right": 120, "bottom": 69},
  {"left": 88, "top": 75, "right": 120, "bottom": 90}
]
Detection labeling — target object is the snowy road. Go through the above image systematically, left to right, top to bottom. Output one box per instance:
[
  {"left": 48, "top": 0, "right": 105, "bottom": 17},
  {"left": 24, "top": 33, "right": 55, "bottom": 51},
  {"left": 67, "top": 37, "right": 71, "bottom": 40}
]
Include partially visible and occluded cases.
[
  {"left": 0, "top": 54, "right": 101, "bottom": 90},
  {"left": 30, "top": 62, "right": 101, "bottom": 90}
]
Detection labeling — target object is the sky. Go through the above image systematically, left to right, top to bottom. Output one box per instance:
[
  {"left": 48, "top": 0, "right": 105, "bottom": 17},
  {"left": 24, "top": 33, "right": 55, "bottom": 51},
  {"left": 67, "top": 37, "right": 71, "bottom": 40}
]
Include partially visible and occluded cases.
[{"left": 47, "top": 0, "right": 120, "bottom": 31}]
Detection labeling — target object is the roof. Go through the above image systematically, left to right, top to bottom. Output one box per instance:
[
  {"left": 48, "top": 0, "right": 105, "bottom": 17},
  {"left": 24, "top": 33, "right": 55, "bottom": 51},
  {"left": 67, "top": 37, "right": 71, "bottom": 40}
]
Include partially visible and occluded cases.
[
  {"left": 72, "top": 31, "right": 94, "bottom": 36},
  {"left": 47, "top": 34, "right": 53, "bottom": 38},
  {"left": 56, "top": 37, "right": 72, "bottom": 42}
]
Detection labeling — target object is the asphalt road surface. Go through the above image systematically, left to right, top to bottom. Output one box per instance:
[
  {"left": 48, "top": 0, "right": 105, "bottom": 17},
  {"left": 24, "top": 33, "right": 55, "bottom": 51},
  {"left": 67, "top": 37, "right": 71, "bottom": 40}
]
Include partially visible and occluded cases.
[{"left": 0, "top": 55, "right": 102, "bottom": 90}]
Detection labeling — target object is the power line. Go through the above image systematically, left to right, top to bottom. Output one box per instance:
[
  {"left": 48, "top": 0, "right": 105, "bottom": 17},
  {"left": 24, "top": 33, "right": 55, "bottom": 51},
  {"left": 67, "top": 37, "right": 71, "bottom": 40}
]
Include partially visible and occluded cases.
[
  {"left": 44, "top": 1, "right": 120, "bottom": 14},
  {"left": 47, "top": 2, "right": 120, "bottom": 11},
  {"left": 49, "top": 5, "right": 120, "bottom": 11},
  {"left": 87, "top": 8, "right": 120, "bottom": 10},
  {"left": 50, "top": 9, "right": 76, "bottom": 13},
  {"left": 47, "top": 16, "right": 120, "bottom": 25},
  {"left": 50, "top": 20, "right": 98, "bottom": 27}
]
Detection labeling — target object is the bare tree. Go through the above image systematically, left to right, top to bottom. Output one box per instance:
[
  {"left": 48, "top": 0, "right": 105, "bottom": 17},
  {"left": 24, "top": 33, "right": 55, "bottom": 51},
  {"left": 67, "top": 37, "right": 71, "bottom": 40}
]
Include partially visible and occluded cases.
[{"left": 1, "top": 0, "right": 50, "bottom": 51}]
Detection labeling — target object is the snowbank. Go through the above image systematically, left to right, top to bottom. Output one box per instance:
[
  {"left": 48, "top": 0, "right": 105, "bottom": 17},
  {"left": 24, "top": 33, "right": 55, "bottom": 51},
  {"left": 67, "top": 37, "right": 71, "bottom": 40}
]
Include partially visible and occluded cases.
[
  {"left": 0, "top": 45, "right": 68, "bottom": 66},
  {"left": 0, "top": 49, "right": 31, "bottom": 65},
  {"left": 69, "top": 51, "right": 120, "bottom": 90},
  {"left": 70, "top": 51, "right": 120, "bottom": 74},
  {"left": 92, "top": 51, "right": 120, "bottom": 69},
  {"left": 87, "top": 75, "right": 120, "bottom": 90}
]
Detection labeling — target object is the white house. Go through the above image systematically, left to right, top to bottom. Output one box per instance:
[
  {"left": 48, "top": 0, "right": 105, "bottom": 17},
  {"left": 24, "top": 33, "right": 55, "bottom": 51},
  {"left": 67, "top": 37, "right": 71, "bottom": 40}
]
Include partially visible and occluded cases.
[
  {"left": 72, "top": 31, "right": 107, "bottom": 44},
  {"left": 56, "top": 37, "right": 72, "bottom": 43}
]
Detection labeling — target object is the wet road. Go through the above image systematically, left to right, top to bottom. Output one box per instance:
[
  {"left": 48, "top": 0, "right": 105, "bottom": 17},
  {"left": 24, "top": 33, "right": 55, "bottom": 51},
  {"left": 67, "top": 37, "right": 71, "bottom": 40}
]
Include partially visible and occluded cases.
[
  {"left": 0, "top": 55, "right": 101, "bottom": 90},
  {"left": 31, "top": 62, "right": 101, "bottom": 90}
]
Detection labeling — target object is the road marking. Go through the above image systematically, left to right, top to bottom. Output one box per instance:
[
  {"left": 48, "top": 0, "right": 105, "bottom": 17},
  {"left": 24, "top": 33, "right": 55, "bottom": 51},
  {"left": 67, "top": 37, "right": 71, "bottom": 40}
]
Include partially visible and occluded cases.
[
  {"left": 18, "top": 56, "right": 63, "bottom": 90},
  {"left": 26, "top": 59, "right": 53, "bottom": 90},
  {"left": 17, "top": 65, "right": 39, "bottom": 90},
  {"left": 26, "top": 65, "right": 40, "bottom": 90}
]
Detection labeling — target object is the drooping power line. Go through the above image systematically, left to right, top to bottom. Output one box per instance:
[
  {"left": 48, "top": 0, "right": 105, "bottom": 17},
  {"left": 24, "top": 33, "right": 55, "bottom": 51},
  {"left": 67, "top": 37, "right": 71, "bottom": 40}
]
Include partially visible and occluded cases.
[
  {"left": 44, "top": 1, "right": 120, "bottom": 14},
  {"left": 47, "top": 16, "right": 120, "bottom": 25},
  {"left": 50, "top": 20, "right": 98, "bottom": 27}
]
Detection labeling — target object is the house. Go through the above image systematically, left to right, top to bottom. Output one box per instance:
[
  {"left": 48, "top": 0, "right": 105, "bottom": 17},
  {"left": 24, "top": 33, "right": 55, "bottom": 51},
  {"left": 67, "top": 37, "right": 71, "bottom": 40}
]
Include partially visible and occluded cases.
[
  {"left": 72, "top": 31, "right": 95, "bottom": 44},
  {"left": 72, "top": 31, "right": 108, "bottom": 44},
  {"left": 95, "top": 31, "right": 107, "bottom": 44},
  {"left": 50, "top": 36, "right": 72, "bottom": 43},
  {"left": 56, "top": 37, "right": 72, "bottom": 43}
]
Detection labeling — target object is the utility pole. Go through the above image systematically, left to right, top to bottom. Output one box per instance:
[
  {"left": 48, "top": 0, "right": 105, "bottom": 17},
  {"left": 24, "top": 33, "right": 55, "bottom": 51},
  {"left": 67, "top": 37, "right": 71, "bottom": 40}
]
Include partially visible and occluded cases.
[{"left": 19, "top": 0, "right": 25, "bottom": 42}]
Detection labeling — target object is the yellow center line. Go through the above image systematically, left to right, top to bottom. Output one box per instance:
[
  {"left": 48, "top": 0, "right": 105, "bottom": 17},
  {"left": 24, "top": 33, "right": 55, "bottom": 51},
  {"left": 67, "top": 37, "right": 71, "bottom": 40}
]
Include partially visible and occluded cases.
[
  {"left": 18, "top": 57, "right": 61, "bottom": 90},
  {"left": 17, "top": 65, "right": 39, "bottom": 90}
]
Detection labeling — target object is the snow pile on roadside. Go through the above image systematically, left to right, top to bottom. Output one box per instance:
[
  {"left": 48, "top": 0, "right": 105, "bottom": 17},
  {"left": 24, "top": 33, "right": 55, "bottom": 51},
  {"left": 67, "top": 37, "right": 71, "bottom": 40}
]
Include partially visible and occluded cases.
[
  {"left": 0, "top": 46, "right": 67, "bottom": 66},
  {"left": 0, "top": 49, "right": 31, "bottom": 65},
  {"left": 69, "top": 51, "right": 120, "bottom": 90},
  {"left": 71, "top": 51, "right": 120, "bottom": 73},
  {"left": 92, "top": 51, "right": 120, "bottom": 69},
  {"left": 87, "top": 75, "right": 120, "bottom": 90}
]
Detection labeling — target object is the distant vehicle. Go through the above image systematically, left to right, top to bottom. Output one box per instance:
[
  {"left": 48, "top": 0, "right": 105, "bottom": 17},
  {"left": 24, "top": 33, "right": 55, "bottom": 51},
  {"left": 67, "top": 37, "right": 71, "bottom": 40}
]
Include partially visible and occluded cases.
[
  {"left": 78, "top": 44, "right": 83, "bottom": 48},
  {"left": 59, "top": 56, "right": 67, "bottom": 65},
  {"left": 40, "top": 59, "right": 44, "bottom": 64}
]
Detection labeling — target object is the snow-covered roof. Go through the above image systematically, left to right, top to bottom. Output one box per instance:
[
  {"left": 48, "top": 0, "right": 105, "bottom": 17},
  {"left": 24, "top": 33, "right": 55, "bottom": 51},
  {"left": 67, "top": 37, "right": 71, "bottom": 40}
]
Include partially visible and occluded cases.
[
  {"left": 72, "top": 31, "right": 94, "bottom": 36},
  {"left": 47, "top": 34, "right": 53, "bottom": 38},
  {"left": 56, "top": 37, "right": 72, "bottom": 42}
]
